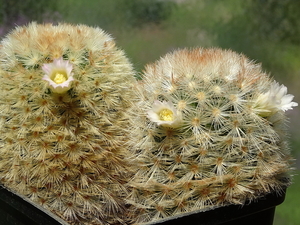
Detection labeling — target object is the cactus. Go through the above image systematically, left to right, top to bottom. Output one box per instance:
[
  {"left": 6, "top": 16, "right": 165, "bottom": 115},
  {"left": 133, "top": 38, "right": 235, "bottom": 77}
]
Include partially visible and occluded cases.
[
  {"left": 0, "top": 23, "right": 137, "bottom": 225},
  {"left": 127, "top": 48, "right": 297, "bottom": 223}
]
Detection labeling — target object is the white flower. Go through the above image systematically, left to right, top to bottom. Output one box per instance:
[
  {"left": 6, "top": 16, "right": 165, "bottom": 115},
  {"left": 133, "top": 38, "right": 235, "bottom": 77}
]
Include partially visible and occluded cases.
[
  {"left": 42, "top": 58, "right": 74, "bottom": 94},
  {"left": 254, "top": 81, "right": 298, "bottom": 116},
  {"left": 147, "top": 100, "right": 181, "bottom": 127}
]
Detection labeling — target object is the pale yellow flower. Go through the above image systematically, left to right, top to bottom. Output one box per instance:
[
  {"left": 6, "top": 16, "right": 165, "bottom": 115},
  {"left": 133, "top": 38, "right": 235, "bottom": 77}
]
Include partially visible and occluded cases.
[
  {"left": 42, "top": 57, "right": 74, "bottom": 94},
  {"left": 147, "top": 100, "right": 181, "bottom": 127}
]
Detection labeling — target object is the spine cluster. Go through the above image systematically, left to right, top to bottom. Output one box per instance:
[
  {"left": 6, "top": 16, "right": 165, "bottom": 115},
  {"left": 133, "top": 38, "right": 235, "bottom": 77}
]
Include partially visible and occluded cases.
[
  {"left": 0, "top": 23, "right": 137, "bottom": 225},
  {"left": 127, "top": 48, "right": 296, "bottom": 224}
]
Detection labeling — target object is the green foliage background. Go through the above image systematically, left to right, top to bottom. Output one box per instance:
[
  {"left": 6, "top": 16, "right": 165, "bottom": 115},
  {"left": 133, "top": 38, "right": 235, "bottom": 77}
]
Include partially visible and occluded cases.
[{"left": 1, "top": 0, "right": 299, "bottom": 224}]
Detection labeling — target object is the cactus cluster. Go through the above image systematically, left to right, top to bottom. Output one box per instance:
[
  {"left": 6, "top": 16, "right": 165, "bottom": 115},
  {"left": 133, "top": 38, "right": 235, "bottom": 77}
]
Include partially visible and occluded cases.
[
  {"left": 0, "top": 23, "right": 137, "bottom": 225},
  {"left": 0, "top": 23, "right": 297, "bottom": 225},
  {"left": 127, "top": 48, "right": 297, "bottom": 224}
]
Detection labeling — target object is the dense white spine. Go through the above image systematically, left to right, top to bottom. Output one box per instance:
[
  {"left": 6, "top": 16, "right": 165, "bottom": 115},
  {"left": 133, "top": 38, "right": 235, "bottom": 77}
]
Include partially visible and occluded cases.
[
  {"left": 0, "top": 23, "right": 137, "bottom": 225},
  {"left": 127, "top": 48, "right": 296, "bottom": 224}
]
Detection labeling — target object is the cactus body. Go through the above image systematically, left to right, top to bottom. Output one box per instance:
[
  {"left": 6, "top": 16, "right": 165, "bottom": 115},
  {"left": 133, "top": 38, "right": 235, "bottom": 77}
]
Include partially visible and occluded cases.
[
  {"left": 0, "top": 23, "right": 137, "bottom": 225},
  {"left": 128, "top": 48, "right": 296, "bottom": 224}
]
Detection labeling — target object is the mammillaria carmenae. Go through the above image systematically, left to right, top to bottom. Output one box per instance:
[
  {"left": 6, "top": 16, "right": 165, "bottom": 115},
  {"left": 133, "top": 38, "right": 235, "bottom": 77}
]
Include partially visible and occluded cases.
[
  {"left": 0, "top": 23, "right": 137, "bottom": 225},
  {"left": 127, "top": 48, "right": 297, "bottom": 224}
]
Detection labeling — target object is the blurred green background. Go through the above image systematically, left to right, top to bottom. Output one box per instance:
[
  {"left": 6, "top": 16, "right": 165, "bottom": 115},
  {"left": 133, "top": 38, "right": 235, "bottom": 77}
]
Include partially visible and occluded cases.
[{"left": 0, "top": 0, "right": 299, "bottom": 224}]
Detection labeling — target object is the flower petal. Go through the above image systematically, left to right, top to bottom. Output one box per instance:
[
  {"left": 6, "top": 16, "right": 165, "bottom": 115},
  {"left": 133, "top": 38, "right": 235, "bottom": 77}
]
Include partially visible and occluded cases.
[
  {"left": 42, "top": 57, "right": 74, "bottom": 94},
  {"left": 254, "top": 81, "right": 297, "bottom": 116},
  {"left": 147, "top": 100, "right": 181, "bottom": 127}
]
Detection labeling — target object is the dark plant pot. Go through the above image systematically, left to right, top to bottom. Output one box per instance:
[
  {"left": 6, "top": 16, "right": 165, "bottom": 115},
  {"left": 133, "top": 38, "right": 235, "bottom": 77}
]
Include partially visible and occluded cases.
[
  {"left": 0, "top": 185, "right": 286, "bottom": 225},
  {"left": 0, "top": 186, "right": 67, "bottom": 225}
]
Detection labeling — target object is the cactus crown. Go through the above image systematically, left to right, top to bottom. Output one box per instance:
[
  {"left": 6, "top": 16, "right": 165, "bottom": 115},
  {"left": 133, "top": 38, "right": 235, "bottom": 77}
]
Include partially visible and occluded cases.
[
  {"left": 0, "top": 23, "right": 137, "bottom": 224},
  {"left": 127, "top": 48, "right": 297, "bottom": 224}
]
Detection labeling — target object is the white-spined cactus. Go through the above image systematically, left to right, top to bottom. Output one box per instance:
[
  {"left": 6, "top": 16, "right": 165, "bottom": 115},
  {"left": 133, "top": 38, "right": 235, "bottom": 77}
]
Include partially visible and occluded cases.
[
  {"left": 0, "top": 23, "right": 137, "bottom": 225},
  {"left": 127, "top": 48, "right": 297, "bottom": 224}
]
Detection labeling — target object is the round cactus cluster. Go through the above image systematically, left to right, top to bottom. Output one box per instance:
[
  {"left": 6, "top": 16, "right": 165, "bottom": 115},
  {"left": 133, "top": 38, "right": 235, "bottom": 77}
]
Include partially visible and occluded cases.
[
  {"left": 0, "top": 23, "right": 137, "bottom": 225},
  {"left": 127, "top": 48, "right": 297, "bottom": 223}
]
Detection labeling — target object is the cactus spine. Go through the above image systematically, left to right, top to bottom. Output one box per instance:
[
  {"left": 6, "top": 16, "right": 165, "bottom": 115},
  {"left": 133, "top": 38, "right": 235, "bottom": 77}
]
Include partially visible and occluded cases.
[
  {"left": 0, "top": 23, "right": 137, "bottom": 225},
  {"left": 127, "top": 48, "right": 297, "bottom": 224}
]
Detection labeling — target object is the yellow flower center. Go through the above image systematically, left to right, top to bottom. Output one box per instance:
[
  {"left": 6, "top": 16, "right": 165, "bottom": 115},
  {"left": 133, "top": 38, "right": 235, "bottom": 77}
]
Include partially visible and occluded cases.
[
  {"left": 52, "top": 72, "right": 68, "bottom": 84},
  {"left": 159, "top": 109, "right": 174, "bottom": 121}
]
